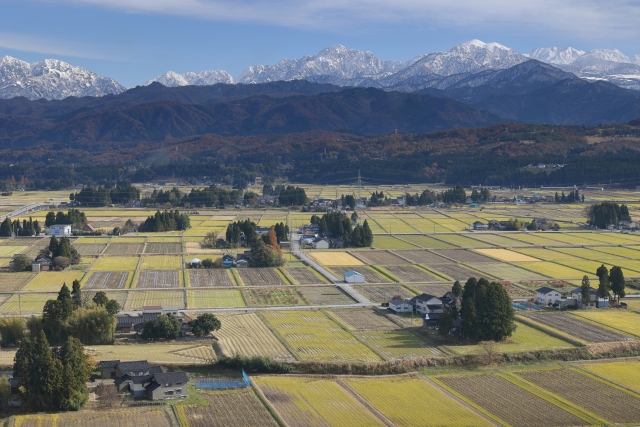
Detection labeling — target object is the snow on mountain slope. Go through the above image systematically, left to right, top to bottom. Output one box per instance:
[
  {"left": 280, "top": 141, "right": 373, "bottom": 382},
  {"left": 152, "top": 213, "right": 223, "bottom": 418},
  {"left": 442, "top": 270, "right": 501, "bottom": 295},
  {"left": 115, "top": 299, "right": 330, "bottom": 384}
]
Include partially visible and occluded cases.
[
  {"left": 528, "top": 47, "right": 585, "bottom": 65},
  {"left": 0, "top": 56, "right": 125, "bottom": 100},
  {"left": 145, "top": 69, "right": 233, "bottom": 87}
]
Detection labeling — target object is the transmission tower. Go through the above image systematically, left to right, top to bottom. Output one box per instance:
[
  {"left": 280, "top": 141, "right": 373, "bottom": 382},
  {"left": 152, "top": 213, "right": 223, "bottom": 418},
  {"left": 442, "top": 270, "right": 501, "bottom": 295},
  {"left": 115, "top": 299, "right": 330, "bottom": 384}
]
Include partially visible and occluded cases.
[{"left": 357, "top": 170, "right": 362, "bottom": 201}]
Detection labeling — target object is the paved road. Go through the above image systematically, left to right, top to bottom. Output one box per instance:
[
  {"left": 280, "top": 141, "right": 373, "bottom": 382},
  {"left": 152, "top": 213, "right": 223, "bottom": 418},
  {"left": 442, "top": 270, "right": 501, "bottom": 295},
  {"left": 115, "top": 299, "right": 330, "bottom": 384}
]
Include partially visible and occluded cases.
[
  {"left": 0, "top": 202, "right": 53, "bottom": 221},
  {"left": 291, "top": 232, "right": 372, "bottom": 305}
]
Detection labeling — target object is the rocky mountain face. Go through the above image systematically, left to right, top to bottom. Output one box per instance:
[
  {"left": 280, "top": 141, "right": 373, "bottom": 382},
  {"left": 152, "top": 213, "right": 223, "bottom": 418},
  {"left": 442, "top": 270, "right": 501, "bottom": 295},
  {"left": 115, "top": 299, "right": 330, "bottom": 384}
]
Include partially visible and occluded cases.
[
  {"left": 0, "top": 56, "right": 125, "bottom": 100},
  {"left": 145, "top": 70, "right": 233, "bottom": 87}
]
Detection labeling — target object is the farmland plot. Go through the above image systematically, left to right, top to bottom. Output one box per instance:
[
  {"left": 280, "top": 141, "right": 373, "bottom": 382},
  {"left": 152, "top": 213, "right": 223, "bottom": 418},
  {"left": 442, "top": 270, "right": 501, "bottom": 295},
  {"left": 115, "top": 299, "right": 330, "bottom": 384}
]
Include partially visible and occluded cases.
[
  {"left": 467, "top": 233, "right": 530, "bottom": 247},
  {"left": 432, "top": 234, "right": 493, "bottom": 248},
  {"left": 371, "top": 235, "right": 417, "bottom": 249},
  {"left": 399, "top": 235, "right": 456, "bottom": 249},
  {"left": 144, "top": 242, "right": 183, "bottom": 254},
  {"left": 74, "top": 243, "right": 106, "bottom": 256},
  {"left": 104, "top": 243, "right": 145, "bottom": 255},
  {"left": 0, "top": 246, "right": 27, "bottom": 257},
  {"left": 591, "top": 246, "right": 640, "bottom": 259},
  {"left": 434, "top": 249, "right": 495, "bottom": 263},
  {"left": 474, "top": 249, "right": 540, "bottom": 262},
  {"left": 350, "top": 250, "right": 410, "bottom": 265},
  {"left": 394, "top": 250, "right": 452, "bottom": 264},
  {"left": 308, "top": 252, "right": 363, "bottom": 266},
  {"left": 91, "top": 256, "right": 139, "bottom": 271},
  {"left": 140, "top": 256, "right": 183, "bottom": 270},
  {"left": 515, "top": 261, "right": 588, "bottom": 279},
  {"left": 467, "top": 262, "right": 546, "bottom": 280},
  {"left": 427, "top": 264, "right": 481, "bottom": 282},
  {"left": 381, "top": 265, "right": 442, "bottom": 282},
  {"left": 330, "top": 266, "right": 392, "bottom": 283},
  {"left": 286, "top": 267, "right": 328, "bottom": 284},
  {"left": 238, "top": 268, "right": 286, "bottom": 286},
  {"left": 188, "top": 269, "right": 232, "bottom": 287},
  {"left": 136, "top": 270, "right": 181, "bottom": 288},
  {"left": 23, "top": 271, "right": 85, "bottom": 291},
  {"left": 83, "top": 271, "right": 130, "bottom": 289},
  {"left": 0, "top": 273, "right": 36, "bottom": 291},
  {"left": 413, "top": 284, "right": 453, "bottom": 296},
  {"left": 353, "top": 285, "right": 416, "bottom": 303},
  {"left": 297, "top": 286, "right": 356, "bottom": 305},
  {"left": 242, "top": 287, "right": 303, "bottom": 306},
  {"left": 188, "top": 289, "right": 245, "bottom": 308},
  {"left": 124, "top": 291, "right": 184, "bottom": 310},
  {"left": 0, "top": 293, "right": 51, "bottom": 314},
  {"left": 330, "top": 309, "right": 399, "bottom": 330},
  {"left": 262, "top": 310, "right": 382, "bottom": 362},
  {"left": 573, "top": 311, "right": 640, "bottom": 337},
  {"left": 523, "top": 312, "right": 631, "bottom": 342},
  {"left": 214, "top": 313, "right": 293, "bottom": 360},
  {"left": 355, "top": 330, "right": 442, "bottom": 358},
  {"left": 173, "top": 345, "right": 217, "bottom": 362},
  {"left": 583, "top": 361, "right": 640, "bottom": 392},
  {"left": 517, "top": 368, "right": 640, "bottom": 424},
  {"left": 436, "top": 373, "right": 587, "bottom": 427},
  {"left": 255, "top": 376, "right": 383, "bottom": 427},
  {"left": 346, "top": 377, "right": 492, "bottom": 427},
  {"left": 178, "top": 389, "right": 278, "bottom": 427},
  {"left": 14, "top": 408, "right": 172, "bottom": 427}
]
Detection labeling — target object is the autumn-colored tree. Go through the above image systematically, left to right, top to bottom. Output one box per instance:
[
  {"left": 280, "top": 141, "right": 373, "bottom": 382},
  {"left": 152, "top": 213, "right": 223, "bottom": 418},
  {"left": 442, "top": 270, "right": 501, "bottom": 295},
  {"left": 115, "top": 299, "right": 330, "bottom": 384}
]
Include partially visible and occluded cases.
[{"left": 267, "top": 226, "right": 282, "bottom": 256}]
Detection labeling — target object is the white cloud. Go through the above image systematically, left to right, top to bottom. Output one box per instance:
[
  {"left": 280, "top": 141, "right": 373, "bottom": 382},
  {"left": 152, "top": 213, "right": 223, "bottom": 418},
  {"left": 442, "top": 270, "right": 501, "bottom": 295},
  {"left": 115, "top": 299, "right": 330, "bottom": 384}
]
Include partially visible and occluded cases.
[
  {"left": 43, "top": 0, "right": 640, "bottom": 41},
  {"left": 0, "top": 31, "right": 124, "bottom": 61}
]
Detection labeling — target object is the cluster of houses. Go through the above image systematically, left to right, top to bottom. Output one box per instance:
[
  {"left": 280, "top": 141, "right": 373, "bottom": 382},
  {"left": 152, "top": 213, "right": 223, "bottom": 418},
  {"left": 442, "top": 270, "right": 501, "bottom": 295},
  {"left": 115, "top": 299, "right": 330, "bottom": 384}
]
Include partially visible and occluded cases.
[
  {"left": 473, "top": 218, "right": 555, "bottom": 231},
  {"left": 535, "top": 286, "right": 610, "bottom": 309},
  {"left": 388, "top": 291, "right": 461, "bottom": 329},
  {"left": 116, "top": 306, "right": 190, "bottom": 335},
  {"left": 101, "top": 360, "right": 189, "bottom": 400}
]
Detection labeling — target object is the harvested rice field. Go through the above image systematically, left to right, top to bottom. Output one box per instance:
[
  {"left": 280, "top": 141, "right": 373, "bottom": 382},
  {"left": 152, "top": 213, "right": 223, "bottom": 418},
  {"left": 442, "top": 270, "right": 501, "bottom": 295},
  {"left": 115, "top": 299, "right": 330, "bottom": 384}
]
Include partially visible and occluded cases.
[
  {"left": 467, "top": 233, "right": 530, "bottom": 247},
  {"left": 432, "top": 234, "right": 494, "bottom": 248},
  {"left": 371, "top": 235, "right": 417, "bottom": 249},
  {"left": 399, "top": 235, "right": 456, "bottom": 249},
  {"left": 144, "top": 242, "right": 183, "bottom": 254},
  {"left": 74, "top": 243, "right": 107, "bottom": 256},
  {"left": 104, "top": 243, "right": 145, "bottom": 255},
  {"left": 513, "top": 247, "right": 582, "bottom": 261},
  {"left": 474, "top": 248, "right": 540, "bottom": 262},
  {"left": 433, "top": 249, "right": 496, "bottom": 263},
  {"left": 350, "top": 250, "right": 410, "bottom": 265},
  {"left": 394, "top": 250, "right": 452, "bottom": 264},
  {"left": 308, "top": 252, "right": 363, "bottom": 266},
  {"left": 91, "top": 256, "right": 139, "bottom": 271},
  {"left": 139, "top": 256, "right": 183, "bottom": 270},
  {"left": 467, "top": 262, "right": 547, "bottom": 280},
  {"left": 427, "top": 264, "right": 482, "bottom": 282},
  {"left": 381, "top": 265, "right": 442, "bottom": 282},
  {"left": 329, "top": 266, "right": 393, "bottom": 283},
  {"left": 286, "top": 267, "right": 328, "bottom": 284},
  {"left": 238, "top": 268, "right": 286, "bottom": 286},
  {"left": 188, "top": 269, "right": 233, "bottom": 287},
  {"left": 135, "top": 270, "right": 181, "bottom": 288},
  {"left": 22, "top": 271, "right": 85, "bottom": 291},
  {"left": 83, "top": 271, "right": 130, "bottom": 289},
  {"left": 0, "top": 273, "right": 36, "bottom": 291},
  {"left": 412, "top": 284, "right": 454, "bottom": 296},
  {"left": 353, "top": 285, "right": 417, "bottom": 303},
  {"left": 297, "top": 286, "right": 356, "bottom": 305},
  {"left": 242, "top": 287, "right": 303, "bottom": 306},
  {"left": 187, "top": 289, "right": 245, "bottom": 308},
  {"left": 124, "top": 291, "right": 185, "bottom": 310},
  {"left": 0, "top": 293, "right": 50, "bottom": 314},
  {"left": 330, "top": 309, "right": 400, "bottom": 330},
  {"left": 261, "top": 310, "right": 382, "bottom": 362},
  {"left": 572, "top": 310, "right": 640, "bottom": 338},
  {"left": 522, "top": 312, "right": 630, "bottom": 342},
  {"left": 214, "top": 313, "right": 293, "bottom": 360},
  {"left": 355, "top": 330, "right": 442, "bottom": 359},
  {"left": 582, "top": 361, "right": 640, "bottom": 392},
  {"left": 517, "top": 368, "right": 640, "bottom": 425},
  {"left": 435, "top": 373, "right": 588, "bottom": 427},
  {"left": 255, "top": 376, "right": 383, "bottom": 427},
  {"left": 346, "top": 376, "right": 492, "bottom": 427},
  {"left": 14, "top": 407, "right": 173, "bottom": 427}
]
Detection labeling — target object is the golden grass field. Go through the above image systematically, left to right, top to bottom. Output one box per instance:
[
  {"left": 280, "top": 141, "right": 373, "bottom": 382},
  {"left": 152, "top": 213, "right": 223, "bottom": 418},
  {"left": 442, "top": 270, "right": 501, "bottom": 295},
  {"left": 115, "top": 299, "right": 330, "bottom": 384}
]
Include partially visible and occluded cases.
[
  {"left": 474, "top": 248, "right": 541, "bottom": 262},
  {"left": 308, "top": 251, "right": 364, "bottom": 266},
  {"left": 91, "top": 256, "right": 139, "bottom": 271},
  {"left": 22, "top": 271, "right": 86, "bottom": 291}
]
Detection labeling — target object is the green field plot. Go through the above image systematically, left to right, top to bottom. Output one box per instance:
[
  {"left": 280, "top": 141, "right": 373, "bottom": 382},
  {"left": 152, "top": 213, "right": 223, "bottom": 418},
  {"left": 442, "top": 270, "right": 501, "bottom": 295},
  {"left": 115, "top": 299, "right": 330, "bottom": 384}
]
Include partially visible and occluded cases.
[
  {"left": 373, "top": 218, "right": 418, "bottom": 233},
  {"left": 434, "top": 218, "right": 472, "bottom": 232},
  {"left": 362, "top": 219, "right": 387, "bottom": 234},
  {"left": 409, "top": 219, "right": 450, "bottom": 233},
  {"left": 467, "top": 233, "right": 531, "bottom": 247},
  {"left": 508, "top": 233, "right": 567, "bottom": 246},
  {"left": 540, "top": 233, "right": 605, "bottom": 245},
  {"left": 585, "top": 233, "right": 640, "bottom": 245},
  {"left": 431, "top": 234, "right": 493, "bottom": 248},
  {"left": 371, "top": 235, "right": 417, "bottom": 249},
  {"left": 399, "top": 235, "right": 456, "bottom": 249},
  {"left": 74, "top": 237, "right": 112, "bottom": 244},
  {"left": 144, "top": 242, "right": 183, "bottom": 254},
  {"left": 74, "top": 243, "right": 107, "bottom": 256},
  {"left": 104, "top": 243, "right": 145, "bottom": 255},
  {"left": 0, "top": 246, "right": 27, "bottom": 256},
  {"left": 552, "top": 246, "right": 625, "bottom": 261},
  {"left": 591, "top": 246, "right": 640, "bottom": 259},
  {"left": 513, "top": 248, "right": 582, "bottom": 261},
  {"left": 91, "top": 256, "right": 139, "bottom": 271},
  {"left": 139, "top": 256, "right": 183, "bottom": 270},
  {"left": 557, "top": 260, "right": 618, "bottom": 276},
  {"left": 514, "top": 261, "right": 590, "bottom": 279},
  {"left": 467, "top": 262, "right": 547, "bottom": 280},
  {"left": 135, "top": 270, "right": 182, "bottom": 288},
  {"left": 22, "top": 271, "right": 85, "bottom": 291},
  {"left": 83, "top": 271, "right": 131, "bottom": 289},
  {"left": 0, "top": 273, "right": 36, "bottom": 291},
  {"left": 297, "top": 286, "right": 356, "bottom": 305},
  {"left": 242, "top": 287, "right": 304, "bottom": 306},
  {"left": 187, "top": 289, "right": 245, "bottom": 308},
  {"left": 124, "top": 291, "right": 185, "bottom": 309},
  {"left": 0, "top": 293, "right": 51, "bottom": 314},
  {"left": 330, "top": 309, "right": 399, "bottom": 330},
  {"left": 262, "top": 310, "right": 382, "bottom": 362},
  {"left": 572, "top": 310, "right": 640, "bottom": 337},
  {"left": 215, "top": 313, "right": 293, "bottom": 360},
  {"left": 445, "top": 322, "right": 575, "bottom": 355},
  {"left": 355, "top": 330, "right": 442, "bottom": 359},
  {"left": 583, "top": 361, "right": 640, "bottom": 392},
  {"left": 516, "top": 368, "right": 640, "bottom": 425},
  {"left": 435, "top": 373, "right": 589, "bottom": 427},
  {"left": 255, "top": 376, "right": 384, "bottom": 427},
  {"left": 346, "top": 377, "right": 492, "bottom": 427}
]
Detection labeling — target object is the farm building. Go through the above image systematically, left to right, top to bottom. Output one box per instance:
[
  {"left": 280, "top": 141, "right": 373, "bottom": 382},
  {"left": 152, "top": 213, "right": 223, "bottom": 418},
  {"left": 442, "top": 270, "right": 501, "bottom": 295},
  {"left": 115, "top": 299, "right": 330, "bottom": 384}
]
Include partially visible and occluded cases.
[
  {"left": 473, "top": 221, "right": 488, "bottom": 230},
  {"left": 45, "top": 224, "right": 72, "bottom": 236},
  {"left": 312, "top": 238, "right": 330, "bottom": 249},
  {"left": 344, "top": 270, "right": 365, "bottom": 283},
  {"left": 535, "top": 287, "right": 564, "bottom": 305},
  {"left": 569, "top": 288, "right": 610, "bottom": 308},
  {"left": 411, "top": 294, "right": 445, "bottom": 316},
  {"left": 389, "top": 299, "right": 412, "bottom": 313},
  {"left": 112, "top": 360, "right": 189, "bottom": 400}
]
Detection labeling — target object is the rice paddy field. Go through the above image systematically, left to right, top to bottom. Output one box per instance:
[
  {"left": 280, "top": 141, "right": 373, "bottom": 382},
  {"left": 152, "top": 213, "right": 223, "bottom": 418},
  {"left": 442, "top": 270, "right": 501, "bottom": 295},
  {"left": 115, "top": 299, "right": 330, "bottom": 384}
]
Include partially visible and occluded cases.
[
  {"left": 22, "top": 271, "right": 86, "bottom": 291},
  {"left": 187, "top": 289, "right": 246, "bottom": 308},
  {"left": 124, "top": 290, "right": 185, "bottom": 310},
  {"left": 214, "top": 313, "right": 294, "bottom": 360},
  {"left": 582, "top": 361, "right": 640, "bottom": 392}
]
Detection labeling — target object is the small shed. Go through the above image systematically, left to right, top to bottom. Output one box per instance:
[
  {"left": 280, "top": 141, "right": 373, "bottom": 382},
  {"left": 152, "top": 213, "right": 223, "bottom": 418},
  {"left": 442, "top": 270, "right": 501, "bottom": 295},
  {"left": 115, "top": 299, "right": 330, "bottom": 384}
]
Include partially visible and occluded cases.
[
  {"left": 236, "top": 259, "right": 249, "bottom": 268},
  {"left": 344, "top": 270, "right": 365, "bottom": 284},
  {"left": 99, "top": 360, "right": 120, "bottom": 379}
]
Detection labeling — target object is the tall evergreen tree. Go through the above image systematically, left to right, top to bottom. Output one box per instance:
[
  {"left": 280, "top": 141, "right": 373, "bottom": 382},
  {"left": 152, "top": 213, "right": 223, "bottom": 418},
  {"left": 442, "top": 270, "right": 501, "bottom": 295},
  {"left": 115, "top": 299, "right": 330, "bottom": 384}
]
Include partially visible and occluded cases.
[
  {"left": 0, "top": 217, "right": 11, "bottom": 237},
  {"left": 362, "top": 220, "right": 373, "bottom": 246},
  {"left": 48, "top": 236, "right": 59, "bottom": 258},
  {"left": 596, "top": 264, "right": 610, "bottom": 297},
  {"left": 609, "top": 266, "right": 626, "bottom": 302},
  {"left": 580, "top": 276, "right": 592, "bottom": 306},
  {"left": 71, "top": 280, "right": 82, "bottom": 308}
]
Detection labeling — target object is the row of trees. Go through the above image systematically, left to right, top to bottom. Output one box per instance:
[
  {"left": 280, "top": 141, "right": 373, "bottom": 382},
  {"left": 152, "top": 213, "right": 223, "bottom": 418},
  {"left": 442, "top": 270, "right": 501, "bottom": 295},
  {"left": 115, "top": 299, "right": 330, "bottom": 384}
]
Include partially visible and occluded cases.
[
  {"left": 71, "top": 184, "right": 140, "bottom": 206},
  {"left": 278, "top": 186, "right": 307, "bottom": 206},
  {"left": 555, "top": 190, "right": 583, "bottom": 203},
  {"left": 586, "top": 202, "right": 631, "bottom": 229},
  {"left": 45, "top": 209, "right": 87, "bottom": 227},
  {"left": 137, "top": 210, "right": 191, "bottom": 232},
  {"left": 311, "top": 212, "right": 373, "bottom": 247},
  {"left": 0, "top": 217, "right": 41, "bottom": 237},
  {"left": 225, "top": 220, "right": 284, "bottom": 267},
  {"left": 39, "top": 235, "right": 81, "bottom": 266},
  {"left": 141, "top": 313, "right": 221, "bottom": 340}
]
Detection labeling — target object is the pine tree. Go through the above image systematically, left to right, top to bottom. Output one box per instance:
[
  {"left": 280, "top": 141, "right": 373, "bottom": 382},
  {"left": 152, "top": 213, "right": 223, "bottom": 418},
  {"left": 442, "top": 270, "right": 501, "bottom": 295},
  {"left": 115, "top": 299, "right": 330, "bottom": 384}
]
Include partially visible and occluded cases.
[
  {"left": 0, "top": 217, "right": 10, "bottom": 237},
  {"left": 362, "top": 220, "right": 373, "bottom": 246},
  {"left": 49, "top": 236, "right": 59, "bottom": 257},
  {"left": 58, "top": 237, "right": 72, "bottom": 258},
  {"left": 596, "top": 264, "right": 610, "bottom": 297},
  {"left": 609, "top": 266, "right": 626, "bottom": 302},
  {"left": 580, "top": 275, "right": 591, "bottom": 306},
  {"left": 71, "top": 280, "right": 82, "bottom": 307},
  {"left": 57, "top": 283, "right": 74, "bottom": 319},
  {"left": 57, "top": 337, "right": 90, "bottom": 410}
]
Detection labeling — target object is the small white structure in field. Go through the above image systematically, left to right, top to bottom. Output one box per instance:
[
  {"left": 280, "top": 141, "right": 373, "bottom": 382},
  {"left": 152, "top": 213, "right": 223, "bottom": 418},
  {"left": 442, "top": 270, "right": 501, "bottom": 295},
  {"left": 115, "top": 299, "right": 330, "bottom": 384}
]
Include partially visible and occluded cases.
[
  {"left": 45, "top": 224, "right": 72, "bottom": 237},
  {"left": 343, "top": 270, "right": 365, "bottom": 283},
  {"left": 535, "top": 287, "right": 563, "bottom": 305},
  {"left": 389, "top": 299, "right": 412, "bottom": 313}
]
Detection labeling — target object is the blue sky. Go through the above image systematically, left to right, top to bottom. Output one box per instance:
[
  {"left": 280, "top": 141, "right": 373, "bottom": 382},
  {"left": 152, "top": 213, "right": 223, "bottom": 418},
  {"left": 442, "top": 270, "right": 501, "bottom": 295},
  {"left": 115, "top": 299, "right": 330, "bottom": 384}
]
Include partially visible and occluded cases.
[{"left": 1, "top": 0, "right": 639, "bottom": 88}]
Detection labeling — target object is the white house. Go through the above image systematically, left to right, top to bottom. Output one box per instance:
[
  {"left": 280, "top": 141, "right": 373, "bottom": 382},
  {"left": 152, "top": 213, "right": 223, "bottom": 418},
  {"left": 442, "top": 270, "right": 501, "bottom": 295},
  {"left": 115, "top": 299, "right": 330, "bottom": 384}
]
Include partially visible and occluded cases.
[
  {"left": 473, "top": 221, "right": 488, "bottom": 230},
  {"left": 45, "top": 224, "right": 72, "bottom": 237},
  {"left": 312, "top": 238, "right": 330, "bottom": 250},
  {"left": 344, "top": 270, "right": 365, "bottom": 283},
  {"left": 535, "top": 287, "right": 563, "bottom": 305},
  {"left": 569, "top": 287, "right": 610, "bottom": 308},
  {"left": 411, "top": 293, "right": 445, "bottom": 315},
  {"left": 389, "top": 299, "right": 412, "bottom": 313}
]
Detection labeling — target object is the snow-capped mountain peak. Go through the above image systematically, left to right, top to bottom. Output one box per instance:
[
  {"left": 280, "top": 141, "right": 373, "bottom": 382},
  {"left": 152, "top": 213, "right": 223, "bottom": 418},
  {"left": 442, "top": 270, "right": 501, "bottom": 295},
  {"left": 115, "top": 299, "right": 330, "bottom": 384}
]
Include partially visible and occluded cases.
[
  {"left": 463, "top": 39, "right": 510, "bottom": 51},
  {"left": 528, "top": 47, "right": 585, "bottom": 65},
  {"left": 582, "top": 48, "right": 630, "bottom": 63},
  {"left": 633, "top": 54, "right": 640, "bottom": 65},
  {"left": 0, "top": 55, "right": 125, "bottom": 100},
  {"left": 145, "top": 69, "right": 233, "bottom": 87}
]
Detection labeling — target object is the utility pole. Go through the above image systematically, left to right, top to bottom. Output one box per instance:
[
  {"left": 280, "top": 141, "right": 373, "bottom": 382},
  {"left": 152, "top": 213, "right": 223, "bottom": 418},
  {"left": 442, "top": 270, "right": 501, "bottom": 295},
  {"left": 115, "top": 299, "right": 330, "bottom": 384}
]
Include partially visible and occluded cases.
[{"left": 357, "top": 170, "right": 362, "bottom": 202}]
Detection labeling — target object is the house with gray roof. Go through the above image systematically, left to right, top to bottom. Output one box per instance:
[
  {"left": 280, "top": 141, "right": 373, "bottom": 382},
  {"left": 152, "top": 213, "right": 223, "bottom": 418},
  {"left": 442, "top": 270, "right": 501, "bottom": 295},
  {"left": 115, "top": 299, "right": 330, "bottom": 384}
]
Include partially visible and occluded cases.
[{"left": 110, "top": 360, "right": 189, "bottom": 400}]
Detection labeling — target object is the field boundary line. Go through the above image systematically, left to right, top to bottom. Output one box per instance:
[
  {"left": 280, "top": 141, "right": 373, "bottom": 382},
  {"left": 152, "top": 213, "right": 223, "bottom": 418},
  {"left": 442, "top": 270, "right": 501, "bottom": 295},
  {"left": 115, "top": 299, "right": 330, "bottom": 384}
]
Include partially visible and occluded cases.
[
  {"left": 390, "top": 212, "right": 424, "bottom": 234},
  {"left": 413, "top": 264, "right": 452, "bottom": 281},
  {"left": 369, "top": 265, "right": 400, "bottom": 283},
  {"left": 276, "top": 267, "right": 294, "bottom": 285},
  {"left": 230, "top": 268, "right": 244, "bottom": 286},
  {"left": 182, "top": 269, "right": 189, "bottom": 288},
  {"left": 322, "top": 310, "right": 388, "bottom": 361},
  {"left": 255, "top": 311, "right": 301, "bottom": 361},
  {"left": 569, "top": 312, "right": 640, "bottom": 339},
  {"left": 515, "top": 315, "right": 587, "bottom": 347},
  {"left": 573, "top": 362, "right": 640, "bottom": 395},
  {"left": 569, "top": 366, "right": 640, "bottom": 399},
  {"left": 500, "top": 371, "right": 608, "bottom": 426},
  {"left": 420, "top": 375, "right": 502, "bottom": 427},
  {"left": 429, "top": 376, "right": 512, "bottom": 427},
  {"left": 335, "top": 378, "right": 396, "bottom": 427},
  {"left": 251, "top": 379, "right": 290, "bottom": 427},
  {"left": 171, "top": 404, "right": 189, "bottom": 427}
]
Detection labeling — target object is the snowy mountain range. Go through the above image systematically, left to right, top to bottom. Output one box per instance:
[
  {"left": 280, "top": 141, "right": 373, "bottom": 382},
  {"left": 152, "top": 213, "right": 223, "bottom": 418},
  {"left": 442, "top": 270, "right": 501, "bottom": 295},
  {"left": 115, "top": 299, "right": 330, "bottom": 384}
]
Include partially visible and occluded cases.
[
  {"left": 2, "top": 40, "right": 640, "bottom": 100},
  {"left": 0, "top": 56, "right": 125, "bottom": 100}
]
